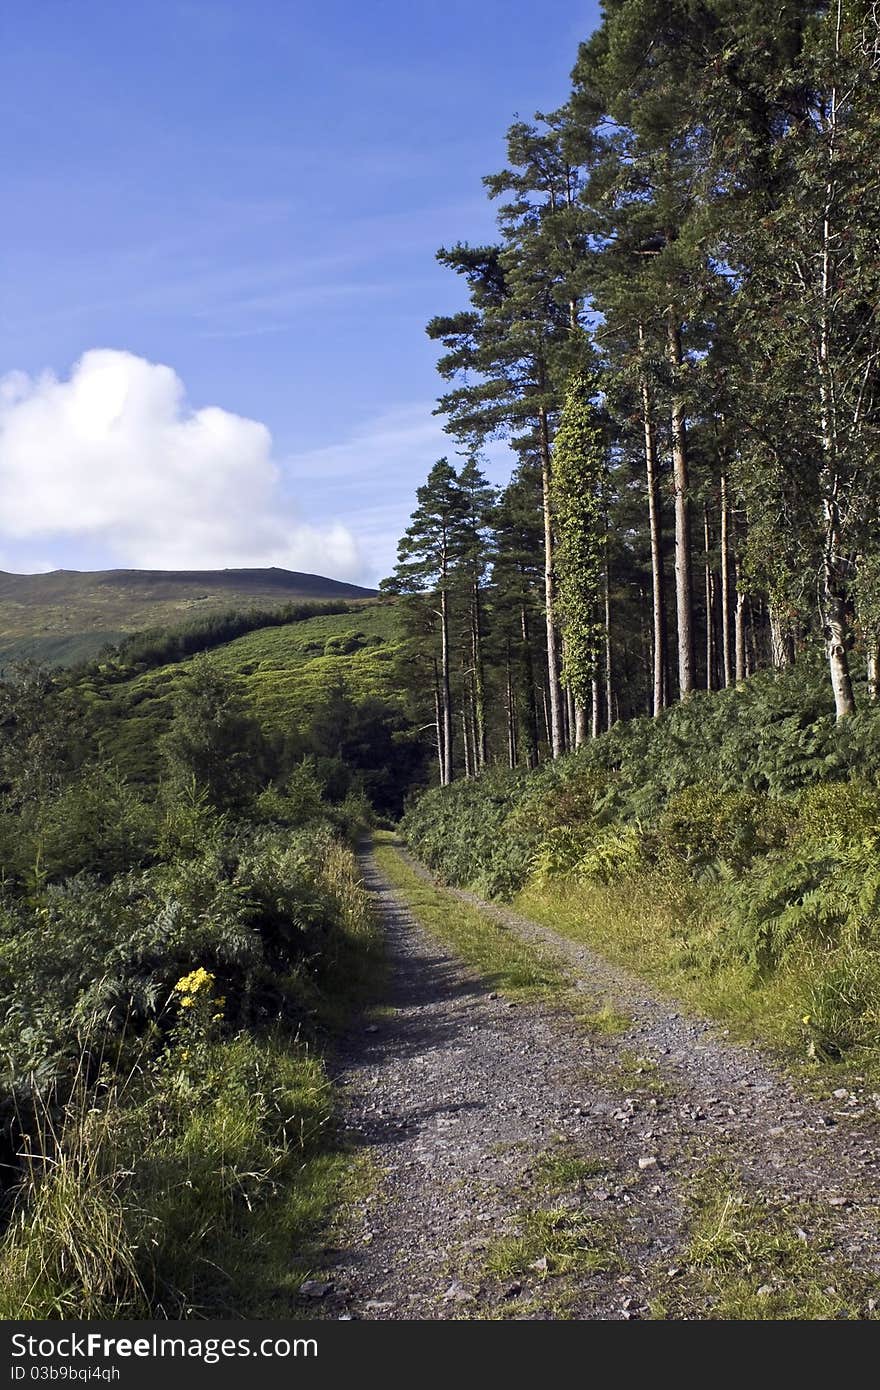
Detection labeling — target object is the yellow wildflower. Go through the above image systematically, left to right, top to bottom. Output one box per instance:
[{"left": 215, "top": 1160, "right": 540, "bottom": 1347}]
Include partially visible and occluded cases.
[{"left": 174, "top": 967, "right": 215, "bottom": 996}]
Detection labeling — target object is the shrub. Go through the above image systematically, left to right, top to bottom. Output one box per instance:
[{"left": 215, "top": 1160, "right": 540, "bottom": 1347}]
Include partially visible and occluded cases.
[{"left": 653, "top": 786, "right": 789, "bottom": 875}]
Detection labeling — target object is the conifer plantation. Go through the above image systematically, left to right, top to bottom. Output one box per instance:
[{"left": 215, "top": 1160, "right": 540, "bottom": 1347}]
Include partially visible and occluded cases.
[{"left": 394, "top": 0, "right": 880, "bottom": 750}]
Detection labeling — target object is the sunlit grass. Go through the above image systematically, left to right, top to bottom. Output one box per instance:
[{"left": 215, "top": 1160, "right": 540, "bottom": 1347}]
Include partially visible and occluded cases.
[
  {"left": 373, "top": 838, "right": 570, "bottom": 1002},
  {"left": 515, "top": 873, "right": 813, "bottom": 1056},
  {"left": 653, "top": 1166, "right": 880, "bottom": 1321}
]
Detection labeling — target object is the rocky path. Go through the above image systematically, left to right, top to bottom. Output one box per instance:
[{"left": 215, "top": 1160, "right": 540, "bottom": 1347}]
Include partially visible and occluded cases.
[{"left": 310, "top": 847, "right": 880, "bottom": 1320}]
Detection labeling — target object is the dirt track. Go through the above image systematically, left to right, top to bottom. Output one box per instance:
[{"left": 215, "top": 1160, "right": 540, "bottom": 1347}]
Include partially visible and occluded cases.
[{"left": 307, "top": 847, "right": 880, "bottom": 1320}]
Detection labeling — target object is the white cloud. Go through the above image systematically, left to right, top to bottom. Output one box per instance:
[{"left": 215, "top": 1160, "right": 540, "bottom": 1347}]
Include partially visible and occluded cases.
[{"left": 0, "top": 349, "right": 363, "bottom": 579}]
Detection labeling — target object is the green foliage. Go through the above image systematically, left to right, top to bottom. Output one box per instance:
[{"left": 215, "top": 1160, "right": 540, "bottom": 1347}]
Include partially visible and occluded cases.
[
  {"left": 552, "top": 370, "right": 607, "bottom": 703},
  {"left": 115, "top": 600, "right": 357, "bottom": 674},
  {"left": 91, "top": 603, "right": 410, "bottom": 789},
  {"left": 0, "top": 607, "right": 387, "bottom": 1319},
  {"left": 161, "top": 658, "right": 272, "bottom": 810},
  {"left": 403, "top": 660, "right": 880, "bottom": 1066},
  {"left": 402, "top": 768, "right": 534, "bottom": 897},
  {"left": 652, "top": 785, "right": 789, "bottom": 875},
  {"left": 0, "top": 1033, "right": 338, "bottom": 1318}
]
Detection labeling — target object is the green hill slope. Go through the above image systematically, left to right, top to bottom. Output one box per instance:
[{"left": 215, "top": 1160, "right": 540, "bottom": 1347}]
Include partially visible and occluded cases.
[
  {"left": 0, "top": 567, "right": 378, "bottom": 668},
  {"left": 89, "top": 602, "right": 406, "bottom": 782}
]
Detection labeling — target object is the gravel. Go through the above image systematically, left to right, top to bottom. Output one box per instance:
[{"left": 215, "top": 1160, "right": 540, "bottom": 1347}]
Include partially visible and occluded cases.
[{"left": 308, "top": 849, "right": 880, "bottom": 1321}]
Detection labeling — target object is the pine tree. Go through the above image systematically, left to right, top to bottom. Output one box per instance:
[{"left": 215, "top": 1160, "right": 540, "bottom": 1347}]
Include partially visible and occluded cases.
[{"left": 384, "top": 460, "right": 467, "bottom": 785}]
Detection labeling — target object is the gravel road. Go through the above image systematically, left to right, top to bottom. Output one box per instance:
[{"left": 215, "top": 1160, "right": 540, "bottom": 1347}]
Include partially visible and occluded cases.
[{"left": 305, "top": 847, "right": 880, "bottom": 1320}]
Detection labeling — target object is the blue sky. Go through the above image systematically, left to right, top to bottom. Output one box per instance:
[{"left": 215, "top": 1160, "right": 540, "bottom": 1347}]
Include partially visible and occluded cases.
[{"left": 0, "top": 0, "right": 601, "bottom": 584}]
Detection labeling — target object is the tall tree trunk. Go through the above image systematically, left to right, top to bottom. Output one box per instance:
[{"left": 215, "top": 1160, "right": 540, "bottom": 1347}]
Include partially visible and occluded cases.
[
  {"left": 816, "top": 36, "right": 856, "bottom": 721},
  {"left": 666, "top": 310, "right": 695, "bottom": 699},
  {"left": 639, "top": 324, "right": 667, "bottom": 717},
  {"left": 538, "top": 405, "right": 565, "bottom": 756},
  {"left": 719, "top": 472, "right": 733, "bottom": 688},
  {"left": 818, "top": 490, "right": 855, "bottom": 717},
  {"left": 703, "top": 502, "right": 715, "bottom": 691},
  {"left": 823, "top": 548, "right": 856, "bottom": 719},
  {"left": 603, "top": 551, "right": 614, "bottom": 731},
  {"left": 734, "top": 564, "right": 747, "bottom": 685},
  {"left": 471, "top": 581, "right": 487, "bottom": 769},
  {"left": 440, "top": 584, "right": 453, "bottom": 784},
  {"left": 639, "top": 589, "right": 652, "bottom": 715},
  {"left": 519, "top": 603, "right": 539, "bottom": 769},
  {"left": 769, "top": 603, "right": 796, "bottom": 670},
  {"left": 867, "top": 629, "right": 880, "bottom": 703},
  {"left": 560, "top": 634, "right": 573, "bottom": 751},
  {"left": 505, "top": 639, "right": 518, "bottom": 768},
  {"left": 432, "top": 659, "right": 445, "bottom": 786},
  {"left": 591, "top": 674, "right": 601, "bottom": 739},
  {"left": 565, "top": 684, "right": 576, "bottom": 752},
  {"left": 466, "top": 697, "right": 479, "bottom": 778},
  {"left": 574, "top": 700, "right": 588, "bottom": 747},
  {"left": 461, "top": 704, "right": 472, "bottom": 780}
]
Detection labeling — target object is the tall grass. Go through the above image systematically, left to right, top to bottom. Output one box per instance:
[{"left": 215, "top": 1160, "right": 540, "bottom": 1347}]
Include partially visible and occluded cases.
[{"left": 0, "top": 836, "right": 381, "bottom": 1319}]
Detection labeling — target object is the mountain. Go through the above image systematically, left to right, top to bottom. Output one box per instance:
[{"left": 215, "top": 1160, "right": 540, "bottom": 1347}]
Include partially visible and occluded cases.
[{"left": 0, "top": 567, "right": 378, "bottom": 668}]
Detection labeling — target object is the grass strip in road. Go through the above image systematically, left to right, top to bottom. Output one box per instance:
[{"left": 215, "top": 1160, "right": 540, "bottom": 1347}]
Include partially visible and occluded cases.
[
  {"left": 372, "top": 835, "right": 571, "bottom": 1004},
  {"left": 652, "top": 1164, "right": 880, "bottom": 1321}
]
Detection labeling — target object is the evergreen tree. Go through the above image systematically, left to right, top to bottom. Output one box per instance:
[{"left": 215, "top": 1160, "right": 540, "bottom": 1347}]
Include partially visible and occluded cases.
[
  {"left": 383, "top": 459, "right": 468, "bottom": 785},
  {"left": 491, "top": 462, "right": 546, "bottom": 767}
]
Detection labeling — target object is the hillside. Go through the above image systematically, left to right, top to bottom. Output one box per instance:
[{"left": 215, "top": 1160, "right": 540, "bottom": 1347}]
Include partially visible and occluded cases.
[
  {"left": 0, "top": 567, "right": 378, "bottom": 668},
  {"left": 87, "top": 602, "right": 410, "bottom": 785}
]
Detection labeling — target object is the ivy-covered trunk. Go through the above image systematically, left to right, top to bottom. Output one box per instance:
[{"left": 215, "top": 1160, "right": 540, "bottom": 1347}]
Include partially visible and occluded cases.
[
  {"left": 538, "top": 406, "right": 565, "bottom": 758},
  {"left": 768, "top": 604, "right": 796, "bottom": 670}
]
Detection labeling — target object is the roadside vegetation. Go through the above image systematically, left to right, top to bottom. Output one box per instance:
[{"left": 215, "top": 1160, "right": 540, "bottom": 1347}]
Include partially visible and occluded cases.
[
  {"left": 0, "top": 621, "right": 399, "bottom": 1317},
  {"left": 401, "top": 660, "right": 880, "bottom": 1077}
]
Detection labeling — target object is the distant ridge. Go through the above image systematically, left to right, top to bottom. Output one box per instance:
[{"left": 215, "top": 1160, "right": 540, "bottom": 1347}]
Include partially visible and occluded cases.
[{"left": 0, "top": 566, "right": 379, "bottom": 669}]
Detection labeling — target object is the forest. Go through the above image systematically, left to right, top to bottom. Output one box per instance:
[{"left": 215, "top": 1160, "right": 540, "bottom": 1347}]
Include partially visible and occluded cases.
[
  {"left": 384, "top": 0, "right": 880, "bottom": 772},
  {"left": 0, "top": 612, "right": 415, "bottom": 1317}
]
